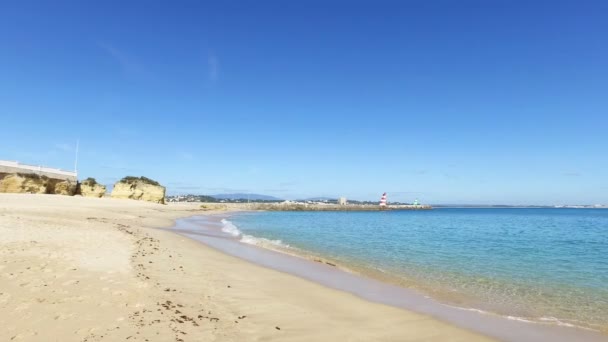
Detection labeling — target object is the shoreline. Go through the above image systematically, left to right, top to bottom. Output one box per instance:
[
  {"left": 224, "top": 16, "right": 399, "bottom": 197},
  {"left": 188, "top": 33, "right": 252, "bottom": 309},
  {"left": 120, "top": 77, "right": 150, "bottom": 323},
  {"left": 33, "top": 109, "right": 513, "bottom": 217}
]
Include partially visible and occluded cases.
[
  {"left": 1, "top": 194, "right": 492, "bottom": 341},
  {"left": 170, "top": 213, "right": 607, "bottom": 342},
  {"left": 227, "top": 213, "right": 606, "bottom": 333}
]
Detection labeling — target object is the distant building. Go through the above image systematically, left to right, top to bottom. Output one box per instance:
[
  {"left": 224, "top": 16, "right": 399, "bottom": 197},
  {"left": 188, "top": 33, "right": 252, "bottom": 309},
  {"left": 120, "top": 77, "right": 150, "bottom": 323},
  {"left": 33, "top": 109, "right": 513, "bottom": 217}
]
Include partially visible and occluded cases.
[{"left": 338, "top": 197, "right": 347, "bottom": 205}]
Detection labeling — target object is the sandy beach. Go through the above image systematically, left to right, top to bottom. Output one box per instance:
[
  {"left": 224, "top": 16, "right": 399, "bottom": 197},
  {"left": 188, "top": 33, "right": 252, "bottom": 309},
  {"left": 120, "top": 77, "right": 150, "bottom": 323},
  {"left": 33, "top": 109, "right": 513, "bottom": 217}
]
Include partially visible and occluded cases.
[{"left": 0, "top": 194, "right": 493, "bottom": 341}]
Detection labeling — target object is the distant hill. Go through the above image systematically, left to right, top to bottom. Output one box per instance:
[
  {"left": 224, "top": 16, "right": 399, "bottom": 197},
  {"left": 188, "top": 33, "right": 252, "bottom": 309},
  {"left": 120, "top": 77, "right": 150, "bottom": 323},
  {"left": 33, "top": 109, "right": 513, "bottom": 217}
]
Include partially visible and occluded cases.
[{"left": 211, "top": 193, "right": 283, "bottom": 201}]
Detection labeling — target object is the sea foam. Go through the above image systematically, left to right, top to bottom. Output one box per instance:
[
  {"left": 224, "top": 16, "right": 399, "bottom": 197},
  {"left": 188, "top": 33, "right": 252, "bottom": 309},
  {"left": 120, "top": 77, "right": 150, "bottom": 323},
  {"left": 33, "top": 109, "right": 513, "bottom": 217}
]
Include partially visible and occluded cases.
[
  {"left": 220, "top": 219, "right": 242, "bottom": 237},
  {"left": 221, "top": 219, "right": 289, "bottom": 248},
  {"left": 241, "top": 234, "right": 289, "bottom": 248}
]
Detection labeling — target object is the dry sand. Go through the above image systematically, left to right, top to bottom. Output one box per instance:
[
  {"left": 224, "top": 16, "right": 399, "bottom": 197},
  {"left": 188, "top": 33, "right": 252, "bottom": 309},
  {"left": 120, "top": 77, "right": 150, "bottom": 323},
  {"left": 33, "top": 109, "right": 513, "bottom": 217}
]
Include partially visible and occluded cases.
[{"left": 0, "top": 194, "right": 493, "bottom": 341}]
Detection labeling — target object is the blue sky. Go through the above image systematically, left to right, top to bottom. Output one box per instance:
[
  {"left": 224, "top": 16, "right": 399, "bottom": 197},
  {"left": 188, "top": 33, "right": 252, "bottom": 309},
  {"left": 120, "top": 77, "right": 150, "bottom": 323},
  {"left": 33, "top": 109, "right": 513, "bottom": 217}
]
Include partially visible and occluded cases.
[{"left": 1, "top": 1, "right": 607, "bottom": 204}]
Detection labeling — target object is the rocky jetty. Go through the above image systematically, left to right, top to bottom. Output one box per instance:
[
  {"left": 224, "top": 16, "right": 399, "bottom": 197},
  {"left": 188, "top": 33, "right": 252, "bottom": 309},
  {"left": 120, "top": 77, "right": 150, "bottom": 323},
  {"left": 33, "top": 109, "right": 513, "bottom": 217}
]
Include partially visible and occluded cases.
[
  {"left": 0, "top": 173, "right": 76, "bottom": 195},
  {"left": 111, "top": 176, "right": 165, "bottom": 204},
  {"left": 78, "top": 178, "right": 106, "bottom": 198},
  {"left": 247, "top": 202, "right": 432, "bottom": 211}
]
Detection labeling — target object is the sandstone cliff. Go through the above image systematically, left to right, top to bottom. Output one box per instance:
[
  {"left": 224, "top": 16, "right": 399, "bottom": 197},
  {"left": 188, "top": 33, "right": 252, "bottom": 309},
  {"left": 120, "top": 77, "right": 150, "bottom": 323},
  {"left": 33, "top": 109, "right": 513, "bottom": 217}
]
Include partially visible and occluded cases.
[
  {"left": 0, "top": 173, "right": 76, "bottom": 195},
  {"left": 0, "top": 174, "right": 45, "bottom": 194},
  {"left": 111, "top": 176, "right": 165, "bottom": 204},
  {"left": 78, "top": 178, "right": 107, "bottom": 198},
  {"left": 53, "top": 180, "right": 78, "bottom": 196}
]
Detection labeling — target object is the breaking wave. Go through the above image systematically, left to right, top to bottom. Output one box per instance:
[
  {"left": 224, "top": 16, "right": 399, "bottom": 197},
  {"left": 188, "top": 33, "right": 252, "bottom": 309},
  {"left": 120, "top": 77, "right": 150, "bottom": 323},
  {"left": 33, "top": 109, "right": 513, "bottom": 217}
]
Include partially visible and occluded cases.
[
  {"left": 220, "top": 219, "right": 290, "bottom": 249},
  {"left": 220, "top": 219, "right": 242, "bottom": 237},
  {"left": 240, "top": 234, "right": 290, "bottom": 249}
]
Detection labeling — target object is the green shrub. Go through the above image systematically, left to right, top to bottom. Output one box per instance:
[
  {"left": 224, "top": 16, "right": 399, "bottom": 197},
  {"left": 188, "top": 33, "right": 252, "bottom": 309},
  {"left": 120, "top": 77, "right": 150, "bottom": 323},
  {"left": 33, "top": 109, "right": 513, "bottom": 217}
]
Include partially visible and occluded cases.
[
  {"left": 119, "top": 176, "right": 161, "bottom": 186},
  {"left": 82, "top": 177, "right": 98, "bottom": 186}
]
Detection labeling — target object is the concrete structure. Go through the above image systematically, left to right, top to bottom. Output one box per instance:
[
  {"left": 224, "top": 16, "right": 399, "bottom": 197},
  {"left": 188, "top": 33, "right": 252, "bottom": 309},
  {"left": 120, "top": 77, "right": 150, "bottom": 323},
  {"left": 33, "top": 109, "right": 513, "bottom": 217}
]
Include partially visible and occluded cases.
[
  {"left": 0, "top": 160, "right": 77, "bottom": 182},
  {"left": 338, "top": 197, "right": 347, "bottom": 205}
]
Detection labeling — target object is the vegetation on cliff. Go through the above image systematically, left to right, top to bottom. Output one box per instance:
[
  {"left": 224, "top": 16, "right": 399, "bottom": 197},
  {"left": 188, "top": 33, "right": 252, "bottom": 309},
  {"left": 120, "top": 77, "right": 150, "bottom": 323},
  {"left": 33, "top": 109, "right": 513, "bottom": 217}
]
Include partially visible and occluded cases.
[
  {"left": 118, "top": 176, "right": 160, "bottom": 187},
  {"left": 81, "top": 177, "right": 98, "bottom": 186}
]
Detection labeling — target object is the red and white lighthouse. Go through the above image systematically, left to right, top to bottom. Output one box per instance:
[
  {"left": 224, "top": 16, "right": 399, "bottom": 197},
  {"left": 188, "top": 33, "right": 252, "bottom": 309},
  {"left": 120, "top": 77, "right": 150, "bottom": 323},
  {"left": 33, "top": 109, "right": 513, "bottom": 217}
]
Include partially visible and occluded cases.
[{"left": 379, "top": 192, "right": 387, "bottom": 206}]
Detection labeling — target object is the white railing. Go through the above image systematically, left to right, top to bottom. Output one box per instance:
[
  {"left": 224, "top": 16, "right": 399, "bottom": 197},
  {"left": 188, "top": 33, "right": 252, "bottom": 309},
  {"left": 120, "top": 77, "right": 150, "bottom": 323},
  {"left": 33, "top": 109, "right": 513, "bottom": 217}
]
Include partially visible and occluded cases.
[{"left": 0, "top": 160, "right": 77, "bottom": 178}]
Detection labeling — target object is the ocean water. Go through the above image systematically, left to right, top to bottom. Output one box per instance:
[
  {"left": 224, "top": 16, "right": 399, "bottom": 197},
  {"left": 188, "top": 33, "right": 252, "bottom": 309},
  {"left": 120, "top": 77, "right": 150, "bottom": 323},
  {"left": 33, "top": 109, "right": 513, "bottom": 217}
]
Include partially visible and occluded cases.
[{"left": 226, "top": 208, "right": 608, "bottom": 332}]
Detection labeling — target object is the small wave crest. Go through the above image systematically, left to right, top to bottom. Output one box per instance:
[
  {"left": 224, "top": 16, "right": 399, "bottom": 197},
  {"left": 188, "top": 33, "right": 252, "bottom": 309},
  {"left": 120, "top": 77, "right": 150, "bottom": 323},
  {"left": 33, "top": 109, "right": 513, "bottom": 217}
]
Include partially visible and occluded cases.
[
  {"left": 220, "top": 219, "right": 242, "bottom": 237},
  {"left": 220, "top": 219, "right": 290, "bottom": 249},
  {"left": 241, "top": 234, "right": 290, "bottom": 249},
  {"left": 443, "top": 304, "right": 598, "bottom": 331}
]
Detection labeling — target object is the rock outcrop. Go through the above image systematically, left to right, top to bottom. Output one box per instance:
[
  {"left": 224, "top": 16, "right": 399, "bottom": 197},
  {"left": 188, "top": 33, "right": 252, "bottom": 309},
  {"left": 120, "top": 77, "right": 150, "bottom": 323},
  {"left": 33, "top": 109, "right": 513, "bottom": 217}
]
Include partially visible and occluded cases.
[
  {"left": 0, "top": 173, "right": 76, "bottom": 195},
  {"left": 0, "top": 174, "right": 45, "bottom": 193},
  {"left": 111, "top": 176, "right": 165, "bottom": 204},
  {"left": 78, "top": 178, "right": 106, "bottom": 198},
  {"left": 53, "top": 180, "right": 77, "bottom": 196}
]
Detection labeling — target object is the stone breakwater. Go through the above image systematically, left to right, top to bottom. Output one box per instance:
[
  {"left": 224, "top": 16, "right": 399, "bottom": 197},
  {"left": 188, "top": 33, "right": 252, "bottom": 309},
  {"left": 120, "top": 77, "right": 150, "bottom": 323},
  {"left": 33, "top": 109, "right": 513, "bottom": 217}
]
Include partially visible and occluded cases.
[{"left": 238, "top": 203, "right": 432, "bottom": 211}]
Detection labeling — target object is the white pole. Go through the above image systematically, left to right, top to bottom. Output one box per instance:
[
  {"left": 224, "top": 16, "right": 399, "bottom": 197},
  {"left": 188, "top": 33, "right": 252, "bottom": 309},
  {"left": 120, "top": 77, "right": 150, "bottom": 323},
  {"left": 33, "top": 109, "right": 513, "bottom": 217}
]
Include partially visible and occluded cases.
[{"left": 74, "top": 139, "right": 79, "bottom": 175}]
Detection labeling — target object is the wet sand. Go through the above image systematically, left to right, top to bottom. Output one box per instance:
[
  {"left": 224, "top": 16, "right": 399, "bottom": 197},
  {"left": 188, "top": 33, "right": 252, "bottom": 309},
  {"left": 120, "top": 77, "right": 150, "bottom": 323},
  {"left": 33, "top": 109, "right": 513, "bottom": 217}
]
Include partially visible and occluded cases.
[{"left": 1, "top": 194, "right": 492, "bottom": 341}]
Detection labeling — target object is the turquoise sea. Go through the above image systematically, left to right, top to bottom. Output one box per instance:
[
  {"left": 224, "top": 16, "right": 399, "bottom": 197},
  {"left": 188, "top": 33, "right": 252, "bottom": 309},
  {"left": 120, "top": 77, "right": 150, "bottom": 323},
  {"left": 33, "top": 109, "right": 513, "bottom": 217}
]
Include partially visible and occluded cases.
[{"left": 226, "top": 208, "right": 608, "bottom": 332}]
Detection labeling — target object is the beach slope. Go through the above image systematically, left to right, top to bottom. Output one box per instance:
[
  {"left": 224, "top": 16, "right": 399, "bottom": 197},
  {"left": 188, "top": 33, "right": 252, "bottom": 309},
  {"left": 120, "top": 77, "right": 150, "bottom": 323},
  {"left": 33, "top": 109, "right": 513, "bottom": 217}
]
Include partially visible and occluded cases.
[{"left": 0, "top": 194, "right": 491, "bottom": 341}]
